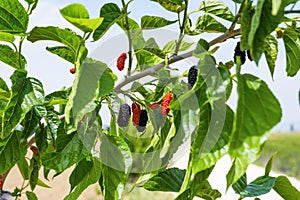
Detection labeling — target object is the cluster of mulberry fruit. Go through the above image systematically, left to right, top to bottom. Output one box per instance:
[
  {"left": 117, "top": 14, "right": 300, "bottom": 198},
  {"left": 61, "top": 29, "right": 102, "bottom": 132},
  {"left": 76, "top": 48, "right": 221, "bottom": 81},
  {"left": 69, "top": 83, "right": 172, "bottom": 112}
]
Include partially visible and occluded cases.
[
  {"left": 117, "top": 52, "right": 127, "bottom": 71},
  {"left": 117, "top": 102, "right": 148, "bottom": 132}
]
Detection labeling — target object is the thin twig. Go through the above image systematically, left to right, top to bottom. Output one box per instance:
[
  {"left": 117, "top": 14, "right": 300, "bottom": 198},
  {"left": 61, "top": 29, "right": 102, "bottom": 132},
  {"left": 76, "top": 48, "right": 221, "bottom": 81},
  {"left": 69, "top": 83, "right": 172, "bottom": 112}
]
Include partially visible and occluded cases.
[{"left": 114, "top": 29, "right": 241, "bottom": 93}]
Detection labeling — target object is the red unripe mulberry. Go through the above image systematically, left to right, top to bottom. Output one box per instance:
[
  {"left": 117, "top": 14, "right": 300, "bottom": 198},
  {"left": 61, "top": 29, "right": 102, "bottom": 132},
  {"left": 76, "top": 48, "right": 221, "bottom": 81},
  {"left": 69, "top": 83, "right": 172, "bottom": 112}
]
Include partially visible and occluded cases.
[
  {"left": 117, "top": 52, "right": 127, "bottom": 71},
  {"left": 161, "top": 92, "right": 173, "bottom": 115},
  {"left": 132, "top": 102, "right": 141, "bottom": 126}
]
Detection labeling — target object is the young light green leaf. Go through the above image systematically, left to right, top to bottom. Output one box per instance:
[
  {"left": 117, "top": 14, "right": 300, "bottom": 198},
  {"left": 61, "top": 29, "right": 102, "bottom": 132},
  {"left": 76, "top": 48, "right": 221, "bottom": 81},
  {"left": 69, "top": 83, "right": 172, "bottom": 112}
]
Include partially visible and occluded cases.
[
  {"left": 0, "top": 0, "right": 29, "bottom": 33},
  {"left": 198, "top": 0, "right": 235, "bottom": 22},
  {"left": 248, "top": 0, "right": 284, "bottom": 63},
  {"left": 93, "top": 3, "right": 122, "bottom": 41},
  {"left": 60, "top": 4, "right": 103, "bottom": 32},
  {"left": 195, "top": 14, "right": 227, "bottom": 33},
  {"left": 141, "top": 15, "right": 177, "bottom": 29},
  {"left": 27, "top": 26, "right": 83, "bottom": 54},
  {"left": 283, "top": 28, "right": 300, "bottom": 76},
  {"left": 0, "top": 32, "right": 15, "bottom": 43},
  {"left": 264, "top": 35, "right": 278, "bottom": 78},
  {"left": 0, "top": 44, "right": 26, "bottom": 69},
  {"left": 65, "top": 59, "right": 110, "bottom": 124},
  {"left": 228, "top": 74, "right": 282, "bottom": 187},
  {"left": 0, "top": 131, "right": 27, "bottom": 174},
  {"left": 64, "top": 159, "right": 102, "bottom": 200},
  {"left": 143, "top": 168, "right": 186, "bottom": 192},
  {"left": 239, "top": 176, "right": 276, "bottom": 197},
  {"left": 273, "top": 176, "right": 300, "bottom": 199},
  {"left": 26, "top": 191, "right": 38, "bottom": 200}
]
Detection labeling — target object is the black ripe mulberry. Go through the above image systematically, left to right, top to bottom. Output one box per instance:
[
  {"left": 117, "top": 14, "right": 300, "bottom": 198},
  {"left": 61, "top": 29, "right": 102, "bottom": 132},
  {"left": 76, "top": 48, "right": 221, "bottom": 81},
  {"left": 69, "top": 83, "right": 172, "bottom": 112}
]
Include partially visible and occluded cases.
[
  {"left": 234, "top": 42, "right": 246, "bottom": 65},
  {"left": 246, "top": 50, "right": 253, "bottom": 61},
  {"left": 188, "top": 65, "right": 198, "bottom": 89},
  {"left": 117, "top": 103, "right": 131, "bottom": 127},
  {"left": 137, "top": 110, "right": 148, "bottom": 132}
]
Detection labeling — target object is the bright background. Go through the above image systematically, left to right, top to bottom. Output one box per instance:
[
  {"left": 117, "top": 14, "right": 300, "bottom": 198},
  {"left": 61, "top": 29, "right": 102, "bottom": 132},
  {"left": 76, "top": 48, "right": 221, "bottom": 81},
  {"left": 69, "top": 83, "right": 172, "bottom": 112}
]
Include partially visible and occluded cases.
[{"left": 0, "top": 0, "right": 299, "bottom": 131}]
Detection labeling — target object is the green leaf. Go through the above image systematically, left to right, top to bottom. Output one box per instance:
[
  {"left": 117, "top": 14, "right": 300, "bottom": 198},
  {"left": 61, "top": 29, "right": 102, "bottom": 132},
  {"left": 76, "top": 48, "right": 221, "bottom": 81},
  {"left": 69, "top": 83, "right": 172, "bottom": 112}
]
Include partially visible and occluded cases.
[
  {"left": 0, "top": 0, "right": 29, "bottom": 33},
  {"left": 151, "top": 0, "right": 186, "bottom": 13},
  {"left": 198, "top": 0, "right": 235, "bottom": 22},
  {"left": 240, "top": 0, "right": 254, "bottom": 50},
  {"left": 248, "top": 0, "right": 284, "bottom": 63},
  {"left": 272, "top": 0, "right": 281, "bottom": 15},
  {"left": 93, "top": 3, "right": 122, "bottom": 41},
  {"left": 60, "top": 4, "right": 103, "bottom": 32},
  {"left": 195, "top": 14, "right": 227, "bottom": 33},
  {"left": 141, "top": 15, "right": 177, "bottom": 29},
  {"left": 27, "top": 26, "right": 83, "bottom": 54},
  {"left": 283, "top": 28, "right": 300, "bottom": 76},
  {"left": 0, "top": 32, "right": 15, "bottom": 42},
  {"left": 264, "top": 35, "right": 278, "bottom": 77},
  {"left": 193, "top": 38, "right": 209, "bottom": 57},
  {"left": 163, "top": 40, "right": 194, "bottom": 53},
  {"left": 0, "top": 44, "right": 26, "bottom": 69},
  {"left": 46, "top": 46, "right": 75, "bottom": 64},
  {"left": 65, "top": 59, "right": 111, "bottom": 124},
  {"left": 98, "top": 68, "right": 116, "bottom": 97},
  {"left": 227, "top": 74, "right": 282, "bottom": 187},
  {"left": 1, "top": 76, "right": 44, "bottom": 139},
  {"left": 44, "top": 90, "right": 68, "bottom": 107},
  {"left": 22, "top": 105, "right": 46, "bottom": 139},
  {"left": 191, "top": 106, "right": 234, "bottom": 174},
  {"left": 0, "top": 131, "right": 27, "bottom": 174},
  {"left": 41, "top": 131, "right": 88, "bottom": 173},
  {"left": 100, "top": 134, "right": 132, "bottom": 200},
  {"left": 265, "top": 154, "right": 275, "bottom": 176},
  {"left": 17, "top": 156, "right": 30, "bottom": 180},
  {"left": 29, "top": 156, "right": 40, "bottom": 190},
  {"left": 69, "top": 158, "right": 93, "bottom": 191},
  {"left": 64, "top": 159, "right": 102, "bottom": 200},
  {"left": 143, "top": 168, "right": 186, "bottom": 192},
  {"left": 232, "top": 173, "right": 247, "bottom": 194},
  {"left": 239, "top": 176, "right": 276, "bottom": 197},
  {"left": 273, "top": 176, "right": 300, "bottom": 200},
  {"left": 36, "top": 179, "right": 51, "bottom": 188},
  {"left": 196, "top": 189, "right": 221, "bottom": 200},
  {"left": 26, "top": 191, "right": 38, "bottom": 200}
]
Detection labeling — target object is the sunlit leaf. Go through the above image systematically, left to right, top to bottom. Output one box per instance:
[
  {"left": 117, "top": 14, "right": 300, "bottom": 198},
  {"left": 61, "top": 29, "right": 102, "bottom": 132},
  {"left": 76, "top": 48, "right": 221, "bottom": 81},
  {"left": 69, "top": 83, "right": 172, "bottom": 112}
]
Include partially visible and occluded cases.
[
  {"left": 0, "top": 0, "right": 29, "bottom": 33},
  {"left": 93, "top": 3, "right": 122, "bottom": 41},
  {"left": 60, "top": 4, "right": 103, "bottom": 32},
  {"left": 141, "top": 15, "right": 177, "bottom": 29},
  {"left": 283, "top": 28, "right": 300, "bottom": 76},
  {"left": 264, "top": 35, "right": 278, "bottom": 77},
  {"left": 227, "top": 74, "right": 282, "bottom": 187}
]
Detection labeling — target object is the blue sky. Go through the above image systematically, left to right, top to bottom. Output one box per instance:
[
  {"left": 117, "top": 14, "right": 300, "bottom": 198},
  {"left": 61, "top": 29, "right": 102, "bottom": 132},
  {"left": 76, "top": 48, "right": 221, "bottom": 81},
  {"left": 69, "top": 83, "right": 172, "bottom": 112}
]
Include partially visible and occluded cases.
[{"left": 0, "top": 0, "right": 299, "bottom": 131}]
